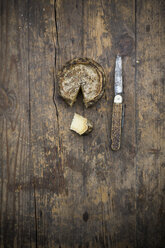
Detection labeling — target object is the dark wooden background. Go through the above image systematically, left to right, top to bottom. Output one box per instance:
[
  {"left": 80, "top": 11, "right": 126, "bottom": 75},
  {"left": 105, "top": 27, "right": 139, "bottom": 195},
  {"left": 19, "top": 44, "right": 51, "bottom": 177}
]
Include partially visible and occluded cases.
[{"left": 0, "top": 0, "right": 165, "bottom": 247}]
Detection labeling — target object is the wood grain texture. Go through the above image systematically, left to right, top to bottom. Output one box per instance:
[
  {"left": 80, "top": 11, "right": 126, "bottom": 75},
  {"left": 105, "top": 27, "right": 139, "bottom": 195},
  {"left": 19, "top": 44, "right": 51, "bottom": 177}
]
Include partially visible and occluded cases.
[
  {"left": 0, "top": 0, "right": 164, "bottom": 247},
  {"left": 136, "top": 0, "right": 165, "bottom": 247}
]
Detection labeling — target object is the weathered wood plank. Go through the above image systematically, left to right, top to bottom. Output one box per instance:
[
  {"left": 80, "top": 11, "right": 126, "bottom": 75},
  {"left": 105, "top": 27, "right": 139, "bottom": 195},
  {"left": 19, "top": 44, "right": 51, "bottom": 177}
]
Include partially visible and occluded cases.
[
  {"left": 0, "top": 0, "right": 36, "bottom": 247},
  {"left": 136, "top": 0, "right": 165, "bottom": 247},
  {"left": 82, "top": 1, "right": 136, "bottom": 247}
]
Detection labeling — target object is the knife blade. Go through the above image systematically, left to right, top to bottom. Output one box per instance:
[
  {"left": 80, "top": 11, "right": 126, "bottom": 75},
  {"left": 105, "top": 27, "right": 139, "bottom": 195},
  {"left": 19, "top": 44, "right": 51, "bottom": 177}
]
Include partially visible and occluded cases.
[
  {"left": 111, "top": 55, "right": 123, "bottom": 151},
  {"left": 114, "top": 55, "right": 123, "bottom": 95}
]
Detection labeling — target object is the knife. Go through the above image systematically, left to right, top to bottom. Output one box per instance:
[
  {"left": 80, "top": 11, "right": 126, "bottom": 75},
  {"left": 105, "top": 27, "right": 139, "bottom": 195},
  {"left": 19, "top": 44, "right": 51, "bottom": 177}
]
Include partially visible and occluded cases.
[{"left": 111, "top": 55, "right": 123, "bottom": 151}]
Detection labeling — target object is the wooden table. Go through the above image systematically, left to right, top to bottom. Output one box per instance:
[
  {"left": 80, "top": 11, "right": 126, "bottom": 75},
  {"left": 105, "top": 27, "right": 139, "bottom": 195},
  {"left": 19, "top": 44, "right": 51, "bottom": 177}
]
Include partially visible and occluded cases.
[{"left": 0, "top": 0, "right": 165, "bottom": 247}]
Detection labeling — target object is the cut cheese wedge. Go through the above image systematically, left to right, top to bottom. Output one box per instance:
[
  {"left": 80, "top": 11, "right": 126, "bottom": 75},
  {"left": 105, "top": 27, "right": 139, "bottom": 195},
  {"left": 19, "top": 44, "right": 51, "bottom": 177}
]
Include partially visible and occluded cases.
[
  {"left": 58, "top": 58, "right": 105, "bottom": 107},
  {"left": 70, "top": 113, "right": 93, "bottom": 135}
]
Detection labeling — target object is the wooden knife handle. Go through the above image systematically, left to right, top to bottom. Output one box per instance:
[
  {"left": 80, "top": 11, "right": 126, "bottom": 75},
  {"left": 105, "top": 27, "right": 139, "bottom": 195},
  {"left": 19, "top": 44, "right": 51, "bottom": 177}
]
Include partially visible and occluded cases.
[{"left": 111, "top": 103, "right": 122, "bottom": 151}]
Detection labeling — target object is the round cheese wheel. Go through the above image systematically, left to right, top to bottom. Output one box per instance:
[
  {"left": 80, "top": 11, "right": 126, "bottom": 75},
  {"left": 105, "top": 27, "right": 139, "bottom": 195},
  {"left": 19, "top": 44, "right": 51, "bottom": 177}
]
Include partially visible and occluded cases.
[{"left": 58, "top": 58, "right": 105, "bottom": 108}]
